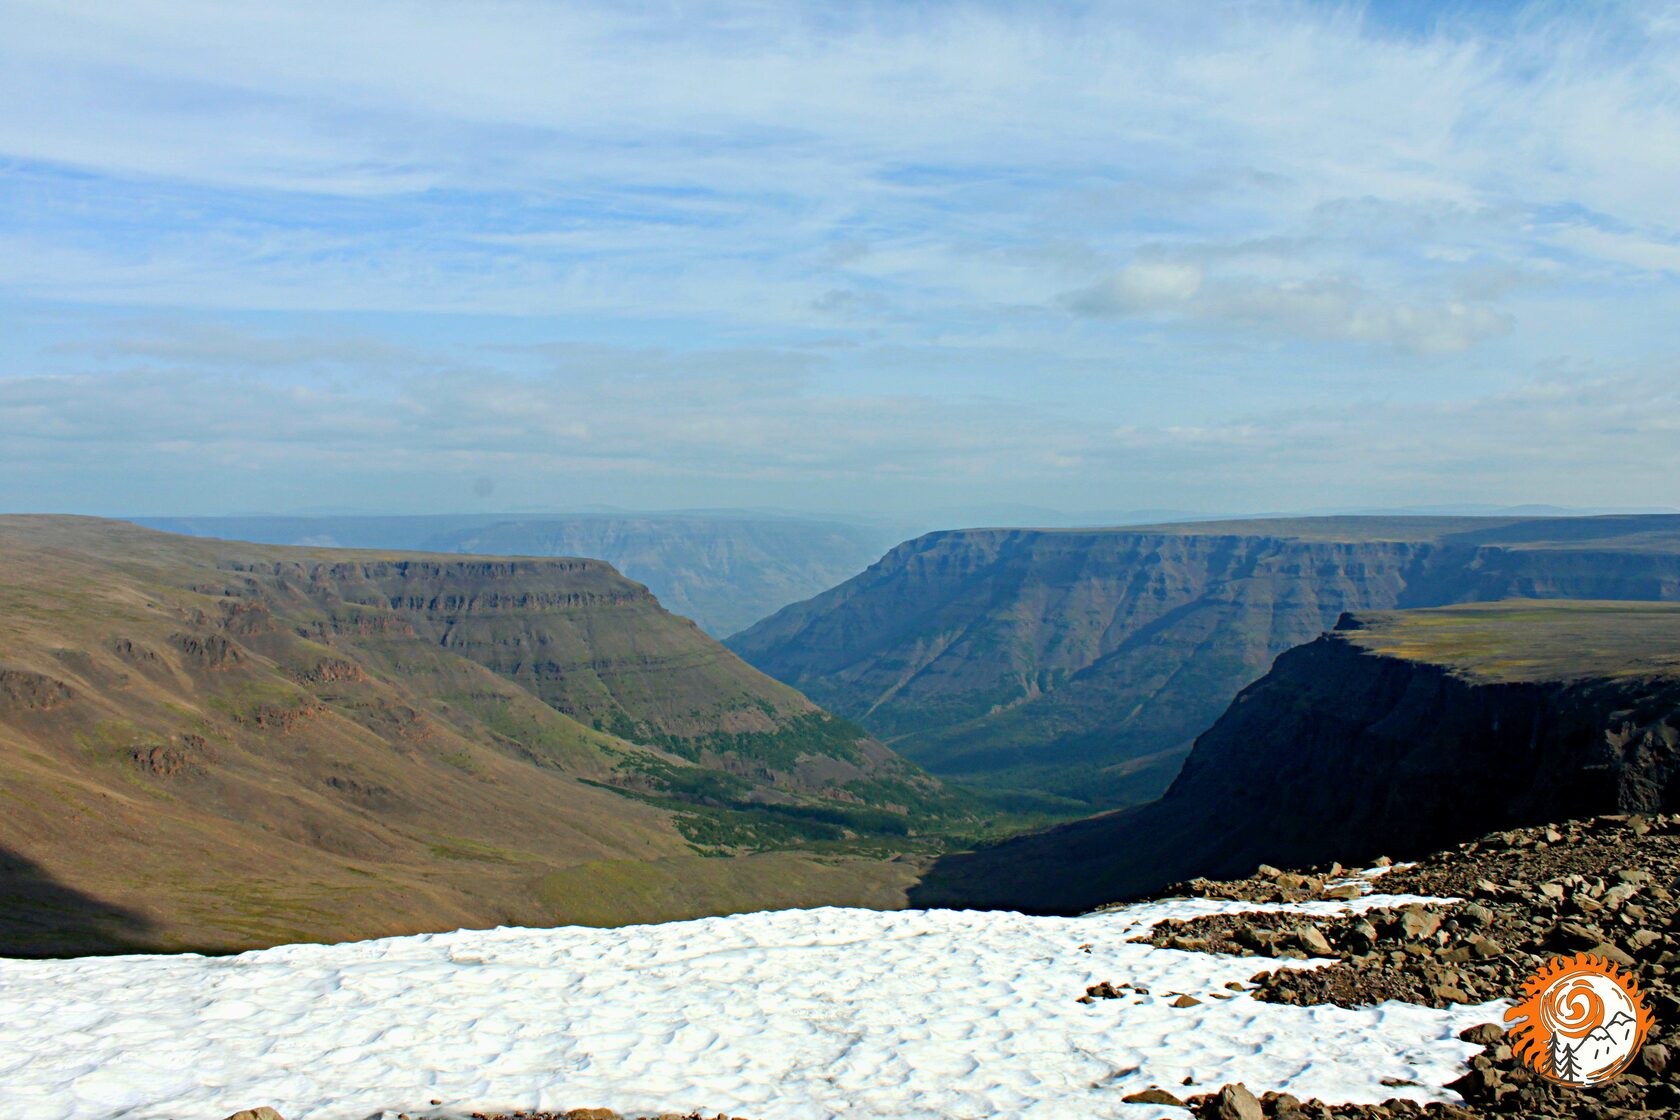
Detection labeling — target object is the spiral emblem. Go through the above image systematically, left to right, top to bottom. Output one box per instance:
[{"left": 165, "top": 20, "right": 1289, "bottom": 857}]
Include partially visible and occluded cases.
[
  {"left": 1505, "top": 952, "right": 1654, "bottom": 1086},
  {"left": 1541, "top": 976, "right": 1605, "bottom": 1039}
]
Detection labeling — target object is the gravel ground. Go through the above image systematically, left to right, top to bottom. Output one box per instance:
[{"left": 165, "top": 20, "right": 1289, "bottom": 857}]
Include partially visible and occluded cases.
[{"left": 1151, "top": 813, "right": 1679, "bottom": 1119}]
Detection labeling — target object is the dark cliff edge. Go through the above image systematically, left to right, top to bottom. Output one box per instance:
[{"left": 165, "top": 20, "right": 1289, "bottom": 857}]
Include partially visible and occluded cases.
[{"left": 909, "top": 600, "right": 1680, "bottom": 914}]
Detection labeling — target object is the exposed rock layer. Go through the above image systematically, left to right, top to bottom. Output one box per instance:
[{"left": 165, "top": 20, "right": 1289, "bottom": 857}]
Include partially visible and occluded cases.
[
  {"left": 730, "top": 515, "right": 1680, "bottom": 805},
  {"left": 0, "top": 516, "right": 946, "bottom": 955},
  {"left": 911, "top": 601, "right": 1680, "bottom": 913}
]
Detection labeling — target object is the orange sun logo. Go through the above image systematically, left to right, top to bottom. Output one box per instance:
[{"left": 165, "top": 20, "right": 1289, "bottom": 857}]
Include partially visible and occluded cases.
[{"left": 1504, "top": 952, "right": 1655, "bottom": 1086}]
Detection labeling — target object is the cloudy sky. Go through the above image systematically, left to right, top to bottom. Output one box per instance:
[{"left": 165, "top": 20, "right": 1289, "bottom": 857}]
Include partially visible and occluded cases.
[{"left": 2, "top": 0, "right": 1677, "bottom": 518}]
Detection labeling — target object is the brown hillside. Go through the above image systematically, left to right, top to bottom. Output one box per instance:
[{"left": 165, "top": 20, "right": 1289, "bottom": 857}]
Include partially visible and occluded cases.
[{"left": 0, "top": 517, "right": 947, "bottom": 956}]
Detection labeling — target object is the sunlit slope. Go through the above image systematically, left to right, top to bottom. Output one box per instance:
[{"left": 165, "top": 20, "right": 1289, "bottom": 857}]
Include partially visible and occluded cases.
[
  {"left": 730, "top": 515, "right": 1680, "bottom": 808},
  {"left": 0, "top": 517, "right": 951, "bottom": 955}
]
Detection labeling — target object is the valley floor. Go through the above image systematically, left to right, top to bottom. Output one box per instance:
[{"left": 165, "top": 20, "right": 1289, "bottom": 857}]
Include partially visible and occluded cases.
[{"left": 0, "top": 881, "right": 1495, "bottom": 1120}]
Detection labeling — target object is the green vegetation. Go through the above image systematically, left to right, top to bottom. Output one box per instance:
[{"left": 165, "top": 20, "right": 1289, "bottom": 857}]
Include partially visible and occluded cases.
[
  {"left": 733, "top": 514, "right": 1680, "bottom": 813},
  {"left": 0, "top": 515, "right": 962, "bottom": 955},
  {"left": 1342, "top": 600, "right": 1680, "bottom": 684},
  {"left": 427, "top": 835, "right": 532, "bottom": 863},
  {"left": 533, "top": 850, "right": 922, "bottom": 928}
]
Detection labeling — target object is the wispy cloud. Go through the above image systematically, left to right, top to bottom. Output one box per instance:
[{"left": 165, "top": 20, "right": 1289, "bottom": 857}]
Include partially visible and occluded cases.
[{"left": 0, "top": 1, "right": 1677, "bottom": 514}]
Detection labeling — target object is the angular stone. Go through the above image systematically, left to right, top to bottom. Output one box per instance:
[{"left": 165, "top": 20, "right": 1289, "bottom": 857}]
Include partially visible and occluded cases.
[
  {"left": 1602, "top": 883, "right": 1641, "bottom": 909},
  {"left": 1459, "top": 902, "right": 1494, "bottom": 927},
  {"left": 1399, "top": 904, "right": 1441, "bottom": 940},
  {"left": 1550, "top": 921, "right": 1603, "bottom": 949},
  {"left": 1296, "top": 926, "right": 1334, "bottom": 956},
  {"left": 1469, "top": 936, "right": 1504, "bottom": 959},
  {"left": 1590, "top": 941, "right": 1638, "bottom": 968},
  {"left": 1170, "top": 993, "right": 1202, "bottom": 1007},
  {"left": 1460, "top": 1022, "right": 1505, "bottom": 1045},
  {"left": 1212, "top": 1083, "right": 1265, "bottom": 1120},
  {"left": 1121, "top": 1088, "right": 1185, "bottom": 1105},
  {"left": 222, "top": 1111, "right": 284, "bottom": 1120}
]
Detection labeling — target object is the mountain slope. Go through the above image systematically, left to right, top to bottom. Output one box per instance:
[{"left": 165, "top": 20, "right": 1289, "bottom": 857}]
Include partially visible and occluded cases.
[
  {"left": 136, "top": 513, "right": 902, "bottom": 636},
  {"left": 729, "top": 515, "right": 1680, "bottom": 807},
  {"left": 0, "top": 517, "right": 953, "bottom": 956},
  {"left": 909, "top": 599, "right": 1680, "bottom": 913}
]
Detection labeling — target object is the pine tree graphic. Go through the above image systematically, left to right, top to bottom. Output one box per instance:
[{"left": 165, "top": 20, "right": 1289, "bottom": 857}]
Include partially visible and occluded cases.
[{"left": 1551, "top": 1036, "right": 1582, "bottom": 1083}]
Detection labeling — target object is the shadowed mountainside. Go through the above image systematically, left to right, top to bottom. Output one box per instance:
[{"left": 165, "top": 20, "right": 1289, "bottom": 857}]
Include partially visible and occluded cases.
[
  {"left": 136, "top": 513, "right": 903, "bottom": 637},
  {"left": 729, "top": 515, "right": 1680, "bottom": 809},
  {"left": 0, "top": 517, "right": 960, "bottom": 955},
  {"left": 909, "top": 600, "right": 1680, "bottom": 914}
]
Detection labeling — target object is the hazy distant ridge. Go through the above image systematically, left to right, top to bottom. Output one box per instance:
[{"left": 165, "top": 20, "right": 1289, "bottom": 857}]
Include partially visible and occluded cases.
[{"left": 135, "top": 514, "right": 903, "bottom": 637}]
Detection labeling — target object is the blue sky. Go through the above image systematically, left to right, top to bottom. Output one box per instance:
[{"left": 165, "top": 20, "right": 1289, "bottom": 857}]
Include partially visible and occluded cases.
[{"left": 1, "top": 0, "right": 1677, "bottom": 518}]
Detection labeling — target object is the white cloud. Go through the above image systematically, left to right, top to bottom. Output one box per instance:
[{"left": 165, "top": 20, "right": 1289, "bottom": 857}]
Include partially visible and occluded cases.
[
  {"left": 1, "top": 2, "right": 1678, "bottom": 512},
  {"left": 1548, "top": 226, "right": 1680, "bottom": 275},
  {"left": 1061, "top": 261, "right": 1205, "bottom": 316},
  {"left": 1063, "top": 265, "right": 1512, "bottom": 354}
]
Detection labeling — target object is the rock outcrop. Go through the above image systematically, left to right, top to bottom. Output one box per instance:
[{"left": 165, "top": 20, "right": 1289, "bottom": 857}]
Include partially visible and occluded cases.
[
  {"left": 730, "top": 515, "right": 1680, "bottom": 807},
  {"left": 911, "top": 600, "right": 1680, "bottom": 914}
]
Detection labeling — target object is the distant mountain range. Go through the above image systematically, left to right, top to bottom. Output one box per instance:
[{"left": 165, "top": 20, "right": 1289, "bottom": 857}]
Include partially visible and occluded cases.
[
  {"left": 133, "top": 513, "right": 907, "bottom": 637},
  {"left": 729, "top": 514, "right": 1680, "bottom": 811},
  {"left": 0, "top": 517, "right": 963, "bottom": 956},
  {"left": 911, "top": 599, "right": 1680, "bottom": 912}
]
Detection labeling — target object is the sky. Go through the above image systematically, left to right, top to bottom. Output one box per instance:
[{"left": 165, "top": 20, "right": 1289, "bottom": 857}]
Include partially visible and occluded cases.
[{"left": 2, "top": 0, "right": 1677, "bottom": 519}]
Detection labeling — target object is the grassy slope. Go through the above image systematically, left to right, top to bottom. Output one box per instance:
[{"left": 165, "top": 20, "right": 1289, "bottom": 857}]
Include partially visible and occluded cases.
[
  {"left": 0, "top": 517, "right": 951, "bottom": 956},
  {"left": 1338, "top": 599, "right": 1680, "bottom": 683}
]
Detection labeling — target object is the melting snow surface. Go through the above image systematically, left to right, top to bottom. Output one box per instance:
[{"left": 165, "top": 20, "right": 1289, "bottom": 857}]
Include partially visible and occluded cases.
[{"left": 0, "top": 894, "right": 1502, "bottom": 1120}]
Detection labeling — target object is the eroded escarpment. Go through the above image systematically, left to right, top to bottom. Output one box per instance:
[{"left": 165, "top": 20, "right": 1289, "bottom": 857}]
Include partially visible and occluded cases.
[
  {"left": 0, "top": 516, "right": 958, "bottom": 955},
  {"left": 731, "top": 516, "right": 1680, "bottom": 806},
  {"left": 911, "top": 602, "right": 1680, "bottom": 915}
]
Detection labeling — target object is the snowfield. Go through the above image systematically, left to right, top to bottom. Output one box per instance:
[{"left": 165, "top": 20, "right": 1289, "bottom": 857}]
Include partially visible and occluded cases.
[{"left": 0, "top": 889, "right": 1501, "bottom": 1120}]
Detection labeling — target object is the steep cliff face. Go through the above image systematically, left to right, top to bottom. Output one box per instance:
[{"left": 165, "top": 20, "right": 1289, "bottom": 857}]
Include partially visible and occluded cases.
[
  {"left": 138, "top": 513, "right": 902, "bottom": 637},
  {"left": 729, "top": 516, "right": 1680, "bottom": 806},
  {"left": 0, "top": 517, "right": 951, "bottom": 955},
  {"left": 222, "top": 553, "right": 897, "bottom": 789},
  {"left": 909, "top": 600, "right": 1680, "bottom": 914}
]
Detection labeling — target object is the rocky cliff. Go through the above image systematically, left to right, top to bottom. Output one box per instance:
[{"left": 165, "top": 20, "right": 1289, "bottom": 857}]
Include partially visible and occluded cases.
[
  {"left": 138, "top": 513, "right": 902, "bottom": 637},
  {"left": 729, "top": 515, "right": 1680, "bottom": 807},
  {"left": 0, "top": 517, "right": 954, "bottom": 955},
  {"left": 909, "top": 600, "right": 1680, "bottom": 914}
]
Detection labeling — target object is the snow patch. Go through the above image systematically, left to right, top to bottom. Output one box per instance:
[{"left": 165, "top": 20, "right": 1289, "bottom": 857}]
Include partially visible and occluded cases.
[{"left": 0, "top": 894, "right": 1500, "bottom": 1120}]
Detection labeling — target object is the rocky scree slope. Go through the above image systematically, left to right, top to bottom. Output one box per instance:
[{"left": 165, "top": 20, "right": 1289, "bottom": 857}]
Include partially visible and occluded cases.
[
  {"left": 729, "top": 515, "right": 1680, "bottom": 809},
  {"left": 0, "top": 517, "right": 953, "bottom": 955},
  {"left": 909, "top": 600, "right": 1680, "bottom": 914},
  {"left": 1160, "top": 812, "right": 1680, "bottom": 1118}
]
